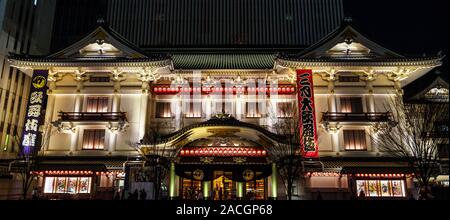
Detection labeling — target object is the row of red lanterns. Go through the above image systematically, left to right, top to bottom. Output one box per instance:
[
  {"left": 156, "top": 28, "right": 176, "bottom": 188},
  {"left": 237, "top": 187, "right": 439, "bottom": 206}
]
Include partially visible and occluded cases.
[
  {"left": 152, "top": 86, "right": 296, "bottom": 94},
  {"left": 179, "top": 148, "right": 267, "bottom": 157},
  {"left": 32, "top": 170, "right": 126, "bottom": 176},
  {"left": 36, "top": 170, "right": 94, "bottom": 175},
  {"left": 95, "top": 171, "right": 125, "bottom": 176},
  {"left": 307, "top": 172, "right": 341, "bottom": 177},
  {"left": 355, "top": 173, "right": 406, "bottom": 177}
]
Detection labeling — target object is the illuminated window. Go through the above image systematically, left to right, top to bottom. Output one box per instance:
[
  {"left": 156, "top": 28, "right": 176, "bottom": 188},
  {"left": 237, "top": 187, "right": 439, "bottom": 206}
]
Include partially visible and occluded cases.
[
  {"left": 339, "top": 75, "right": 360, "bottom": 82},
  {"left": 89, "top": 76, "right": 110, "bottom": 82},
  {"left": 424, "top": 87, "right": 449, "bottom": 102},
  {"left": 86, "top": 96, "right": 109, "bottom": 112},
  {"left": 340, "top": 97, "right": 363, "bottom": 113},
  {"left": 155, "top": 102, "right": 172, "bottom": 118},
  {"left": 184, "top": 102, "right": 202, "bottom": 118},
  {"left": 215, "top": 102, "right": 233, "bottom": 115},
  {"left": 246, "top": 102, "right": 261, "bottom": 118},
  {"left": 276, "top": 102, "right": 293, "bottom": 118},
  {"left": 82, "top": 129, "right": 105, "bottom": 150},
  {"left": 344, "top": 130, "right": 367, "bottom": 151},
  {"left": 181, "top": 176, "right": 202, "bottom": 200},
  {"left": 245, "top": 176, "right": 265, "bottom": 200},
  {"left": 44, "top": 177, "right": 91, "bottom": 194},
  {"left": 356, "top": 179, "right": 405, "bottom": 197}
]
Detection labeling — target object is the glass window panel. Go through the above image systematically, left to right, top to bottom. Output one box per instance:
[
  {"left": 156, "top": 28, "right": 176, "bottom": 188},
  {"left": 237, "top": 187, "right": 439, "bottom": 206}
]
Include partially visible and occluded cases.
[
  {"left": 86, "top": 97, "right": 109, "bottom": 112},
  {"left": 340, "top": 97, "right": 363, "bottom": 113},
  {"left": 156, "top": 102, "right": 172, "bottom": 118},
  {"left": 184, "top": 102, "right": 202, "bottom": 118},
  {"left": 246, "top": 102, "right": 261, "bottom": 118},
  {"left": 83, "top": 129, "right": 105, "bottom": 150},
  {"left": 344, "top": 130, "right": 367, "bottom": 151},
  {"left": 44, "top": 177, "right": 55, "bottom": 193},
  {"left": 56, "top": 177, "right": 67, "bottom": 193},
  {"left": 67, "top": 177, "right": 78, "bottom": 193},
  {"left": 78, "top": 177, "right": 91, "bottom": 193},
  {"left": 356, "top": 179, "right": 406, "bottom": 197},
  {"left": 356, "top": 180, "right": 366, "bottom": 197},
  {"left": 367, "top": 180, "right": 379, "bottom": 197},
  {"left": 380, "top": 180, "right": 390, "bottom": 197},
  {"left": 391, "top": 180, "right": 404, "bottom": 197}
]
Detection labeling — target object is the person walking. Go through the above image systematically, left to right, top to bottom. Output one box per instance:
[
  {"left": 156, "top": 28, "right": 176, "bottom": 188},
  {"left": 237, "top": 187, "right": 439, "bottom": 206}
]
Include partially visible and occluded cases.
[
  {"left": 31, "top": 187, "right": 38, "bottom": 200},
  {"left": 218, "top": 187, "right": 223, "bottom": 200},
  {"left": 132, "top": 189, "right": 139, "bottom": 200},
  {"left": 140, "top": 189, "right": 147, "bottom": 200},
  {"left": 198, "top": 189, "right": 204, "bottom": 200},
  {"left": 113, "top": 190, "right": 121, "bottom": 200},
  {"left": 358, "top": 190, "right": 366, "bottom": 199},
  {"left": 316, "top": 191, "right": 323, "bottom": 200}
]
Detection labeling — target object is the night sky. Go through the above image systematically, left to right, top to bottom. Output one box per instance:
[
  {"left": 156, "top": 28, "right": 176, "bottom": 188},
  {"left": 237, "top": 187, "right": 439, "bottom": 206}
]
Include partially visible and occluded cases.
[{"left": 344, "top": 0, "right": 449, "bottom": 76}]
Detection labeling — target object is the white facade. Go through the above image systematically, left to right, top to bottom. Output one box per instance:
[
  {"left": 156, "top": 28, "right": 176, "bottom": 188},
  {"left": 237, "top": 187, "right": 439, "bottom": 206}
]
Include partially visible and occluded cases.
[{"left": 6, "top": 23, "right": 443, "bottom": 200}]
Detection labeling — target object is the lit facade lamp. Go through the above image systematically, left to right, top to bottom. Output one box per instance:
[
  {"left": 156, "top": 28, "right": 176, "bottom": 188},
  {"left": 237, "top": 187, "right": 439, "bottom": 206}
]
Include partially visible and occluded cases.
[
  {"left": 171, "top": 74, "right": 189, "bottom": 88},
  {"left": 202, "top": 75, "right": 218, "bottom": 92},
  {"left": 232, "top": 75, "right": 247, "bottom": 93},
  {"left": 321, "top": 121, "right": 341, "bottom": 134}
]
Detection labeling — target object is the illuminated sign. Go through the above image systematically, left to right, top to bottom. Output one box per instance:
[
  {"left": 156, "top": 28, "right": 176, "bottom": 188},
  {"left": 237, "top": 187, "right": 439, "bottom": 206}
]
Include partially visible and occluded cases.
[
  {"left": 296, "top": 69, "right": 319, "bottom": 158},
  {"left": 21, "top": 70, "right": 49, "bottom": 156}
]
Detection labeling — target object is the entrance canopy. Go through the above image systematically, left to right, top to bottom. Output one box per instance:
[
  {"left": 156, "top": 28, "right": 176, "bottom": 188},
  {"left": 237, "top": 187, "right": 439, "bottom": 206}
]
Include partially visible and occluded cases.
[{"left": 138, "top": 115, "right": 288, "bottom": 156}]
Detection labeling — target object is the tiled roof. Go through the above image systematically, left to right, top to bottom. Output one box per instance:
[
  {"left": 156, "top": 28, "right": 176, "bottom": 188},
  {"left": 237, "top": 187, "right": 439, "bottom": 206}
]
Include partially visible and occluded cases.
[
  {"left": 107, "top": 0, "right": 344, "bottom": 47},
  {"left": 172, "top": 53, "right": 277, "bottom": 69},
  {"left": 8, "top": 54, "right": 170, "bottom": 63},
  {"left": 278, "top": 54, "right": 443, "bottom": 64},
  {"left": 403, "top": 69, "right": 449, "bottom": 101}
]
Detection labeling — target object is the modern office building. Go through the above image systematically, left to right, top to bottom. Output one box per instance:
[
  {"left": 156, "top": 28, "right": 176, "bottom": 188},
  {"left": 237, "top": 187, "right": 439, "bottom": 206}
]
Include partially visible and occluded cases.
[{"left": 0, "top": 0, "right": 56, "bottom": 199}]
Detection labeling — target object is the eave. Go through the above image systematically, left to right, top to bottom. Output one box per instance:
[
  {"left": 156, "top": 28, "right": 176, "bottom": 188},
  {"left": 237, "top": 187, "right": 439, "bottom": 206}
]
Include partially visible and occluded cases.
[
  {"left": 276, "top": 56, "right": 443, "bottom": 69},
  {"left": 7, "top": 57, "right": 173, "bottom": 70}
]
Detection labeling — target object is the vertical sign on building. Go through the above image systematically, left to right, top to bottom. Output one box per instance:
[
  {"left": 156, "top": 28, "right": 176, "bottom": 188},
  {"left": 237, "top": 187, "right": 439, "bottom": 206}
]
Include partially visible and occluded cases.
[
  {"left": 296, "top": 69, "right": 319, "bottom": 158},
  {"left": 21, "top": 70, "right": 49, "bottom": 156}
]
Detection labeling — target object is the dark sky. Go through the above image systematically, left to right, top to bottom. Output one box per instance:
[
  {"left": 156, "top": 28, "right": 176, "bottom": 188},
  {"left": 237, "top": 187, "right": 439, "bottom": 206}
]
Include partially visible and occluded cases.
[{"left": 344, "top": 0, "right": 449, "bottom": 75}]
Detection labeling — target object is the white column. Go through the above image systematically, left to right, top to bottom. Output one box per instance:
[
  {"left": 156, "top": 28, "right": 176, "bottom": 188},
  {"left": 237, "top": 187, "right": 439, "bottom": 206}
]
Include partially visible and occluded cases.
[
  {"left": 71, "top": 77, "right": 84, "bottom": 154},
  {"left": 74, "top": 78, "right": 84, "bottom": 112},
  {"left": 329, "top": 79, "right": 340, "bottom": 155},
  {"left": 43, "top": 80, "right": 57, "bottom": 151},
  {"left": 328, "top": 80, "right": 337, "bottom": 112},
  {"left": 366, "top": 80, "right": 375, "bottom": 112},
  {"left": 138, "top": 81, "right": 149, "bottom": 140},
  {"left": 109, "top": 82, "right": 121, "bottom": 153},
  {"left": 112, "top": 91, "right": 121, "bottom": 112},
  {"left": 235, "top": 94, "right": 242, "bottom": 120},
  {"left": 205, "top": 95, "right": 212, "bottom": 120},
  {"left": 70, "top": 128, "right": 78, "bottom": 153},
  {"left": 108, "top": 130, "right": 116, "bottom": 154},
  {"left": 332, "top": 132, "right": 340, "bottom": 155},
  {"left": 270, "top": 163, "right": 278, "bottom": 199}
]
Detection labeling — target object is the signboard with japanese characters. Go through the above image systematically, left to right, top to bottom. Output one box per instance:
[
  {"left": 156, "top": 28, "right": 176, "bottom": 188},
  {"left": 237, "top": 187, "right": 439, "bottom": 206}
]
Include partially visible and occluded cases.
[
  {"left": 296, "top": 69, "right": 319, "bottom": 158},
  {"left": 21, "top": 70, "right": 49, "bottom": 156}
]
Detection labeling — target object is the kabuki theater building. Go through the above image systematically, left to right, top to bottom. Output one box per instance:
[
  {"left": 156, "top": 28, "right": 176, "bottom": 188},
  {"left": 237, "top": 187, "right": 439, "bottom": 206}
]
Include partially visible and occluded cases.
[{"left": 6, "top": 19, "right": 444, "bottom": 200}]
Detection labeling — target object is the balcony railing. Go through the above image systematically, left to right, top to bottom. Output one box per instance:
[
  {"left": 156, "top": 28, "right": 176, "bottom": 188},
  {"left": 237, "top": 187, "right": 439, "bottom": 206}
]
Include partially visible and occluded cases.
[
  {"left": 59, "top": 112, "right": 127, "bottom": 122},
  {"left": 321, "top": 112, "right": 391, "bottom": 122}
]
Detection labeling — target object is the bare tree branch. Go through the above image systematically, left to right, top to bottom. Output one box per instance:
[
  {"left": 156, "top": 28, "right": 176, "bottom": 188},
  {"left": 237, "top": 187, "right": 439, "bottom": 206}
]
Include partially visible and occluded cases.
[{"left": 370, "top": 95, "right": 448, "bottom": 199}]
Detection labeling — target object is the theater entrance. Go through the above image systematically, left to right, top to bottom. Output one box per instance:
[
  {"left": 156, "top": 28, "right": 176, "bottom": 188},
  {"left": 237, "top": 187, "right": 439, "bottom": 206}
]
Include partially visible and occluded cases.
[{"left": 212, "top": 171, "right": 233, "bottom": 200}]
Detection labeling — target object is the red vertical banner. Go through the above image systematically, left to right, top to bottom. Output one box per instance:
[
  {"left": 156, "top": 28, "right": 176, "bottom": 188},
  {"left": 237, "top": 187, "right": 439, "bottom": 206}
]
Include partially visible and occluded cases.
[{"left": 296, "top": 69, "right": 319, "bottom": 158}]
